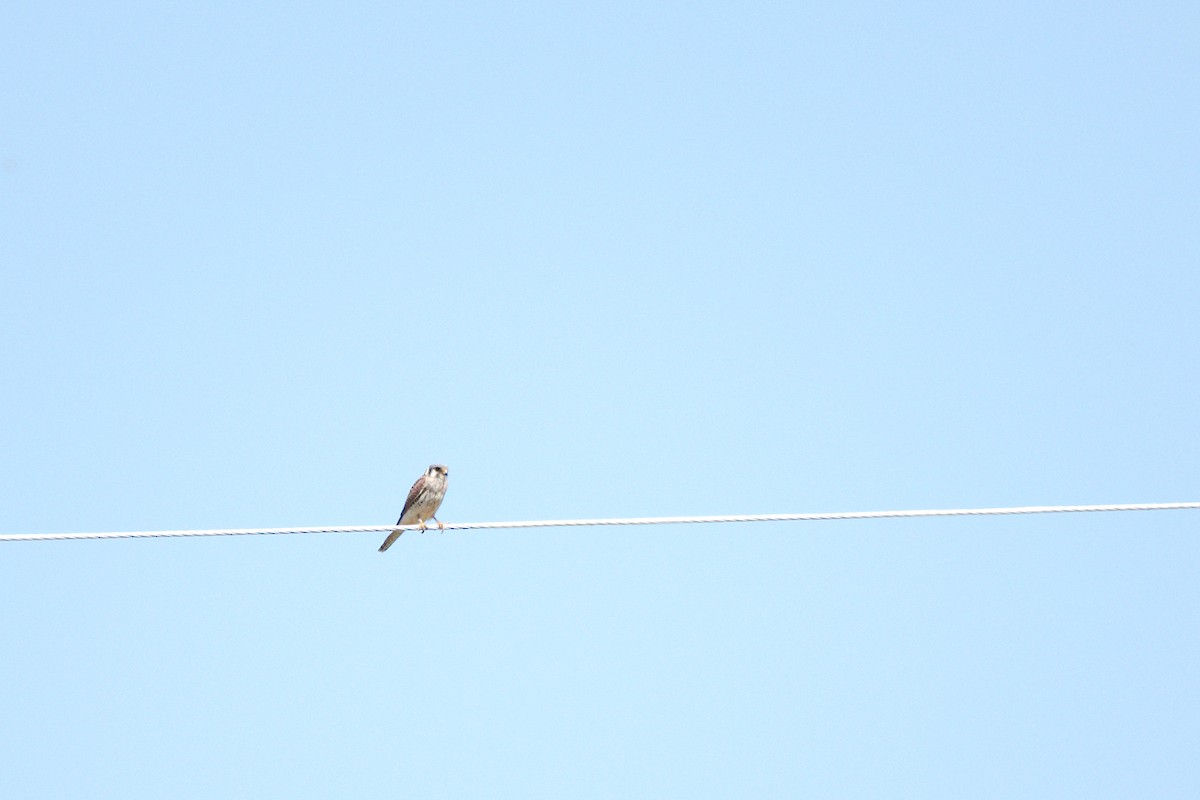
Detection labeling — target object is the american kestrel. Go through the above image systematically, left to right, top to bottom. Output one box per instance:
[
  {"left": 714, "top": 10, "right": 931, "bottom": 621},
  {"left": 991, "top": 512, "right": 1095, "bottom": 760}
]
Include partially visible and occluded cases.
[{"left": 378, "top": 464, "right": 449, "bottom": 552}]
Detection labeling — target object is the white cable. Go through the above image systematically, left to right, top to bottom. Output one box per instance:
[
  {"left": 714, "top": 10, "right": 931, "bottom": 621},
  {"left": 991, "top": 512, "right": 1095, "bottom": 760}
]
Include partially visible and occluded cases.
[{"left": 2, "top": 501, "right": 1199, "bottom": 542}]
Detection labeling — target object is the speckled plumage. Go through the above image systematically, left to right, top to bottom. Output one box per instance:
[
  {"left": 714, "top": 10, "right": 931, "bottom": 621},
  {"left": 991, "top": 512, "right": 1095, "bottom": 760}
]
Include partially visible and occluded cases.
[{"left": 378, "top": 464, "right": 449, "bottom": 552}]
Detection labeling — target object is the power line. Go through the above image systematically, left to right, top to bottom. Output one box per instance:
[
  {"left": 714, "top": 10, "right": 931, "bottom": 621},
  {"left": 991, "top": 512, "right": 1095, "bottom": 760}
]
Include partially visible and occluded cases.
[{"left": 2, "top": 501, "right": 1199, "bottom": 543}]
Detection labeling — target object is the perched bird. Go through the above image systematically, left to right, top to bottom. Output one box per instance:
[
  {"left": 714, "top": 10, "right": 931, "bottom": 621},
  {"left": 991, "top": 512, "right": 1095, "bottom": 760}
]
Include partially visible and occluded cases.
[{"left": 378, "top": 464, "right": 450, "bottom": 552}]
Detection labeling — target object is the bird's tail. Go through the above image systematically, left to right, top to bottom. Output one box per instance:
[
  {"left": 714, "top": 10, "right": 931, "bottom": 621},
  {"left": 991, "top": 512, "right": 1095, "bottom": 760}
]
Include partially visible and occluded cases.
[{"left": 378, "top": 529, "right": 403, "bottom": 553}]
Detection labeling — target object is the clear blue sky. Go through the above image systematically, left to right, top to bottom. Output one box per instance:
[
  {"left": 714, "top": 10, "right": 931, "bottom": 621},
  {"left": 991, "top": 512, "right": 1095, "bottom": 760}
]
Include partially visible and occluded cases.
[{"left": 2, "top": 2, "right": 1198, "bottom": 797}]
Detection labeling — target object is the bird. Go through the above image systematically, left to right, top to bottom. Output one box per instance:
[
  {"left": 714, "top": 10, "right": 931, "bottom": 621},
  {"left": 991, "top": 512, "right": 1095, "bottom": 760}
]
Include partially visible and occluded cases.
[{"left": 378, "top": 464, "right": 449, "bottom": 552}]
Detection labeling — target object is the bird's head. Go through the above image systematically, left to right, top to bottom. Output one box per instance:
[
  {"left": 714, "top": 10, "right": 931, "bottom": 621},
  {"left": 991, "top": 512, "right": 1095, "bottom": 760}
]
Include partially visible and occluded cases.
[{"left": 428, "top": 464, "right": 449, "bottom": 478}]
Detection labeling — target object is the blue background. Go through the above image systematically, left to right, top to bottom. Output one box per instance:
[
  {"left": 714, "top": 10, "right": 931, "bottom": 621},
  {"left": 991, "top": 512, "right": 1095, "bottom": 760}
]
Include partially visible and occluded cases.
[{"left": 3, "top": 2, "right": 1198, "bottom": 796}]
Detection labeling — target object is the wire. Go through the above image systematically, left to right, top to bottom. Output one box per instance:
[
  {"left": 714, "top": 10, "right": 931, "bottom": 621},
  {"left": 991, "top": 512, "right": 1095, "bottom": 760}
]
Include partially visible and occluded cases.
[{"left": 2, "top": 501, "right": 1199, "bottom": 543}]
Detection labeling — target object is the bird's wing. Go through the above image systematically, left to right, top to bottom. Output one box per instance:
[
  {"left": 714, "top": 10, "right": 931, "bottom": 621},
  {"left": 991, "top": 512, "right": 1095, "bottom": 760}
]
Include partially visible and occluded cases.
[{"left": 396, "top": 474, "right": 428, "bottom": 524}]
